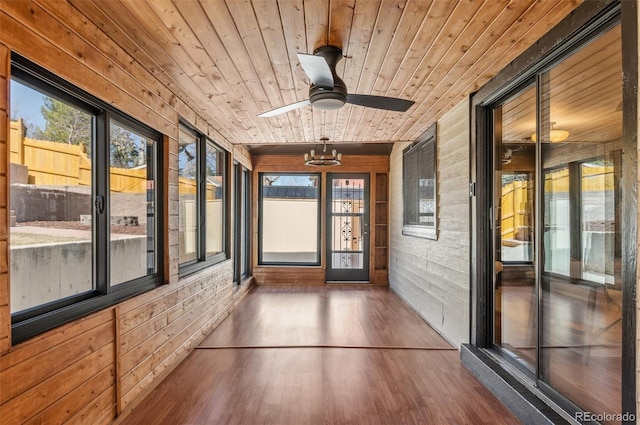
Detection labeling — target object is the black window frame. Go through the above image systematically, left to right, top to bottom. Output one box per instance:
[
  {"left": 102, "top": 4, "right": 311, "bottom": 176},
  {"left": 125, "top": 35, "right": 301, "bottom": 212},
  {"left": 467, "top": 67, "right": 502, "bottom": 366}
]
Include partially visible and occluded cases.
[
  {"left": 9, "top": 53, "right": 164, "bottom": 344},
  {"left": 178, "top": 121, "right": 229, "bottom": 277},
  {"left": 402, "top": 123, "right": 437, "bottom": 240},
  {"left": 233, "top": 162, "right": 251, "bottom": 284},
  {"left": 258, "top": 172, "right": 322, "bottom": 266}
]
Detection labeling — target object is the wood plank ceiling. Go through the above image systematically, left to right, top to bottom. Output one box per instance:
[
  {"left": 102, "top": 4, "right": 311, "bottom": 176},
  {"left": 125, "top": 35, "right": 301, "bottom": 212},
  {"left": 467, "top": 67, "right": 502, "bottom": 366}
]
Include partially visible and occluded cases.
[{"left": 68, "top": 0, "right": 584, "bottom": 150}]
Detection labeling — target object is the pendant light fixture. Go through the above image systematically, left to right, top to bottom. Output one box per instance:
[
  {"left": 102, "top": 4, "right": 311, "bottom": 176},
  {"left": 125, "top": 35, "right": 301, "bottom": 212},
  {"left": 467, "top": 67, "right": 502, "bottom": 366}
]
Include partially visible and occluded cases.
[
  {"left": 531, "top": 122, "right": 569, "bottom": 143},
  {"left": 304, "top": 137, "right": 342, "bottom": 166}
]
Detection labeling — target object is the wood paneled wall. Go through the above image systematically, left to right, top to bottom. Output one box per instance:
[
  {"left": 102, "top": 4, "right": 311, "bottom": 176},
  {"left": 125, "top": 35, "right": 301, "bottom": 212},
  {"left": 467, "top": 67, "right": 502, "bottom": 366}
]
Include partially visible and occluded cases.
[
  {"left": 0, "top": 2, "right": 252, "bottom": 423},
  {"left": 388, "top": 99, "right": 470, "bottom": 348},
  {"left": 252, "top": 155, "right": 389, "bottom": 286},
  {"left": 116, "top": 263, "right": 235, "bottom": 411},
  {"left": 0, "top": 309, "right": 117, "bottom": 424}
]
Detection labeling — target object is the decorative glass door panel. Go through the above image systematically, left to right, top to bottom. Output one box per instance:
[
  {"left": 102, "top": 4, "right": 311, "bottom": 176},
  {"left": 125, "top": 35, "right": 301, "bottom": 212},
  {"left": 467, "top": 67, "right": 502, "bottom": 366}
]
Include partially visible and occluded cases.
[{"left": 326, "top": 174, "right": 369, "bottom": 282}]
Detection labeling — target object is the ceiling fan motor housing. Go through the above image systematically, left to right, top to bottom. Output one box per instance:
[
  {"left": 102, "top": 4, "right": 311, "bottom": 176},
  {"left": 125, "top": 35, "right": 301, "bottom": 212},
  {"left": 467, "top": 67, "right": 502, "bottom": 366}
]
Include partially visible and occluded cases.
[{"left": 309, "top": 46, "right": 347, "bottom": 110}]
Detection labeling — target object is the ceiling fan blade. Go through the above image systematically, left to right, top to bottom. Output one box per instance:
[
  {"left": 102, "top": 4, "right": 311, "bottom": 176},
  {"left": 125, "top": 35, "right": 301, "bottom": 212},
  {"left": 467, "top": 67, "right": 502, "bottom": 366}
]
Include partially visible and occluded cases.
[
  {"left": 297, "top": 53, "right": 334, "bottom": 89},
  {"left": 347, "top": 94, "right": 414, "bottom": 112},
  {"left": 257, "top": 99, "right": 311, "bottom": 117}
]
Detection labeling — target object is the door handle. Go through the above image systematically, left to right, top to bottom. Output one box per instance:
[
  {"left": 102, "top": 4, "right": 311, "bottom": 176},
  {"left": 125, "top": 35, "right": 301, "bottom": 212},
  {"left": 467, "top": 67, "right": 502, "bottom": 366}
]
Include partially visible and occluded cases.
[{"left": 95, "top": 195, "right": 105, "bottom": 214}]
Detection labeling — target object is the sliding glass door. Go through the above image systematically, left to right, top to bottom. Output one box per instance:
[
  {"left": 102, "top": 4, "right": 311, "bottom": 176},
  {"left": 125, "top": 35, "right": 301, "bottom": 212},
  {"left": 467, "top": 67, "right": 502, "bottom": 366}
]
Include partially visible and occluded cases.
[{"left": 490, "top": 22, "right": 623, "bottom": 420}]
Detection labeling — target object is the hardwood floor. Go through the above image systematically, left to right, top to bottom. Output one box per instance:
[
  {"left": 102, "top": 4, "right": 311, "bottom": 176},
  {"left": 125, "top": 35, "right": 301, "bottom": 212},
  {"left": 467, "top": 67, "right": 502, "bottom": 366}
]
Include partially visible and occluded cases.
[{"left": 119, "top": 285, "right": 520, "bottom": 425}]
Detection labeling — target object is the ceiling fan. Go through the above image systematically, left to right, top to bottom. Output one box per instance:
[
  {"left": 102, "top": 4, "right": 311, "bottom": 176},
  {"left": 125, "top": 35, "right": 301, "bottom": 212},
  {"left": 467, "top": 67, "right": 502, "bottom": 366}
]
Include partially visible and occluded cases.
[{"left": 258, "top": 46, "right": 415, "bottom": 117}]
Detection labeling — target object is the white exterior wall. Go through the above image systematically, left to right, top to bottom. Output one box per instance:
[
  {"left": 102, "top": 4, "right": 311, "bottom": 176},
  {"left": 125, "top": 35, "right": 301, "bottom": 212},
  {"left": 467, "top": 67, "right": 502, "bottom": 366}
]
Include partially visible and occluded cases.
[
  {"left": 389, "top": 99, "right": 470, "bottom": 348},
  {"left": 262, "top": 198, "right": 318, "bottom": 253}
]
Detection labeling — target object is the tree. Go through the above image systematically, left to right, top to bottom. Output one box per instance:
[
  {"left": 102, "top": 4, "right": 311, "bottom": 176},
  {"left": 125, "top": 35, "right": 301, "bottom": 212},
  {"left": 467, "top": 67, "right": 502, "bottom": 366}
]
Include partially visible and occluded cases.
[
  {"left": 35, "top": 98, "right": 92, "bottom": 154},
  {"left": 35, "top": 98, "right": 144, "bottom": 167},
  {"left": 110, "top": 124, "right": 143, "bottom": 168},
  {"left": 178, "top": 144, "right": 197, "bottom": 178}
]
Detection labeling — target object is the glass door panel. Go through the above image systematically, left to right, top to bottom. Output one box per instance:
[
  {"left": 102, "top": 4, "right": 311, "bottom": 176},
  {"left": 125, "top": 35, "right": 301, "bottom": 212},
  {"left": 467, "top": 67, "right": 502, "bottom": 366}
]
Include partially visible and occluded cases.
[
  {"left": 539, "top": 25, "right": 622, "bottom": 420},
  {"left": 493, "top": 85, "right": 537, "bottom": 371}
]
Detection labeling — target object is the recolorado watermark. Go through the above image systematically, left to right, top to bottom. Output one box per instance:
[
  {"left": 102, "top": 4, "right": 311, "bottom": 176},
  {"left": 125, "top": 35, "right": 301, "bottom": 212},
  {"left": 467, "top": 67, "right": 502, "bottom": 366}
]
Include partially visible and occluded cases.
[{"left": 574, "top": 411, "right": 635, "bottom": 422}]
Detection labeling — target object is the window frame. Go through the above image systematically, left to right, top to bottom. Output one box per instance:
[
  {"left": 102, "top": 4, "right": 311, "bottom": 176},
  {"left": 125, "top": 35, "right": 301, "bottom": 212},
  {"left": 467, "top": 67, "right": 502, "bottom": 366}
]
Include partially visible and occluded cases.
[
  {"left": 10, "top": 53, "right": 164, "bottom": 344},
  {"left": 178, "top": 121, "right": 229, "bottom": 277},
  {"left": 402, "top": 123, "right": 438, "bottom": 240},
  {"left": 233, "top": 162, "right": 251, "bottom": 284},
  {"left": 241, "top": 168, "right": 251, "bottom": 277}
]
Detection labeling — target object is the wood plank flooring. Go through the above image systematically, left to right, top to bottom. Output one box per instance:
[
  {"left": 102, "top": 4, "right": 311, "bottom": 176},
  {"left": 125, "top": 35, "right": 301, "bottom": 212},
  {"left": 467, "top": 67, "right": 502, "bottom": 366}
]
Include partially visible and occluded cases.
[{"left": 119, "top": 285, "right": 520, "bottom": 425}]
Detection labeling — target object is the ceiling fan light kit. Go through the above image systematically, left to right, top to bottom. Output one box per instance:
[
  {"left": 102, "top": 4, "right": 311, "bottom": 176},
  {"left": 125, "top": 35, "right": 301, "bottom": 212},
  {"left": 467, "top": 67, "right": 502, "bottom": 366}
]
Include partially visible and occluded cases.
[{"left": 258, "top": 45, "right": 414, "bottom": 117}]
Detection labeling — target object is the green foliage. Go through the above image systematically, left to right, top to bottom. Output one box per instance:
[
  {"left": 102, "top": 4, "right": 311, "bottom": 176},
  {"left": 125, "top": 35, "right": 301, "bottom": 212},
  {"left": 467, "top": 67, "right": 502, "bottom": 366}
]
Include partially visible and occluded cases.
[
  {"left": 34, "top": 98, "right": 144, "bottom": 168},
  {"left": 35, "top": 98, "right": 92, "bottom": 153},
  {"left": 110, "top": 124, "right": 143, "bottom": 169}
]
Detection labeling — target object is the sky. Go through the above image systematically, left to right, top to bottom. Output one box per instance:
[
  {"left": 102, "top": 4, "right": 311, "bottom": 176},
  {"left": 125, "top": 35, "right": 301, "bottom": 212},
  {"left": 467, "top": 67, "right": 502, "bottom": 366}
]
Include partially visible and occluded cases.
[{"left": 10, "top": 79, "right": 47, "bottom": 133}]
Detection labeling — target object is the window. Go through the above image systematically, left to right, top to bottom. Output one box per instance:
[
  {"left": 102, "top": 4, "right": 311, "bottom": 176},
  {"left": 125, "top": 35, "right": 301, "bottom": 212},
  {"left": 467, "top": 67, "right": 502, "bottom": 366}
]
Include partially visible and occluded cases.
[
  {"left": 9, "top": 54, "right": 163, "bottom": 343},
  {"left": 178, "top": 123, "right": 228, "bottom": 274},
  {"left": 403, "top": 123, "right": 437, "bottom": 239},
  {"left": 233, "top": 163, "right": 251, "bottom": 284},
  {"left": 259, "top": 173, "right": 320, "bottom": 265}
]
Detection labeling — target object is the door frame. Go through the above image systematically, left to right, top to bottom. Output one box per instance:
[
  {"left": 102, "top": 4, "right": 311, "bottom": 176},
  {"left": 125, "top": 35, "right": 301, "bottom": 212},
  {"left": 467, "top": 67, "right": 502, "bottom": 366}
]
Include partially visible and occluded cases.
[{"left": 325, "top": 173, "right": 370, "bottom": 282}]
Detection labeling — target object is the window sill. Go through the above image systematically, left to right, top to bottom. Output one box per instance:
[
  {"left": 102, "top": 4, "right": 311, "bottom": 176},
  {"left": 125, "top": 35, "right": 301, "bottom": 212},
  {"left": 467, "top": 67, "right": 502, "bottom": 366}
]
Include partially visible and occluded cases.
[{"left": 402, "top": 225, "right": 437, "bottom": 240}]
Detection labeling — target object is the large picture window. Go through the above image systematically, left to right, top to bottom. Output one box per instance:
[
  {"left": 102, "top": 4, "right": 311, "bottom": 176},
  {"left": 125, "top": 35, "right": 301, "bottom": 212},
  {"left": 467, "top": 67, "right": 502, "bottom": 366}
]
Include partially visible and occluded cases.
[
  {"left": 9, "top": 54, "right": 163, "bottom": 343},
  {"left": 178, "top": 123, "right": 228, "bottom": 274},
  {"left": 403, "top": 123, "right": 437, "bottom": 239},
  {"left": 259, "top": 173, "right": 320, "bottom": 265}
]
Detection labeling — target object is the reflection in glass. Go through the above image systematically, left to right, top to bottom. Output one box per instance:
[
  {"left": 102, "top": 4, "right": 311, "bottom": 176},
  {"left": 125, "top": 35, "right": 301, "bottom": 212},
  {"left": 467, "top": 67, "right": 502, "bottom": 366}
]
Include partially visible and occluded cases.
[
  {"left": 540, "top": 25, "right": 622, "bottom": 422},
  {"left": 9, "top": 80, "right": 94, "bottom": 312},
  {"left": 493, "top": 85, "right": 537, "bottom": 370},
  {"left": 110, "top": 121, "right": 156, "bottom": 286},
  {"left": 178, "top": 126, "right": 198, "bottom": 263},
  {"left": 206, "top": 143, "right": 224, "bottom": 257},
  {"left": 544, "top": 167, "right": 570, "bottom": 276},
  {"left": 241, "top": 169, "right": 250, "bottom": 276},
  {"left": 260, "top": 174, "right": 319, "bottom": 264}
]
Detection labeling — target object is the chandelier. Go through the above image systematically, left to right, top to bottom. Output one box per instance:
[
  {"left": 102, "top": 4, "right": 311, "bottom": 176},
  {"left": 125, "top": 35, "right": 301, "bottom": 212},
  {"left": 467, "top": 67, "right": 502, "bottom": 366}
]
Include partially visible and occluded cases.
[{"left": 304, "top": 137, "right": 342, "bottom": 166}]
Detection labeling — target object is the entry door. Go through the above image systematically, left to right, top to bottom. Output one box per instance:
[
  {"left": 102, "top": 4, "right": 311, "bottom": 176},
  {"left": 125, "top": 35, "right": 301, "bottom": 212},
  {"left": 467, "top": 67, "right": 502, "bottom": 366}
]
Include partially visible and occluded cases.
[{"left": 326, "top": 174, "right": 370, "bottom": 282}]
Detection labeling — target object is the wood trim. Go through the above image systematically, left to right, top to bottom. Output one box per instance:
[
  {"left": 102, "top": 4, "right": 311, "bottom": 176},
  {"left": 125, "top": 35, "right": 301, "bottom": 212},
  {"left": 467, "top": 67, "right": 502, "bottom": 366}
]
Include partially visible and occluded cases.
[
  {"left": 0, "top": 41, "right": 9, "bottom": 355},
  {"left": 252, "top": 154, "right": 390, "bottom": 173},
  {"left": 253, "top": 267, "right": 326, "bottom": 286}
]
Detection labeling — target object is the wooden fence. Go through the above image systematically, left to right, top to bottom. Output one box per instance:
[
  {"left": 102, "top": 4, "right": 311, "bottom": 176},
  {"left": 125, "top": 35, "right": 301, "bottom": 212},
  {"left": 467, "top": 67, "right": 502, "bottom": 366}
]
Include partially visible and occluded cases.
[{"left": 501, "top": 165, "right": 615, "bottom": 241}]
